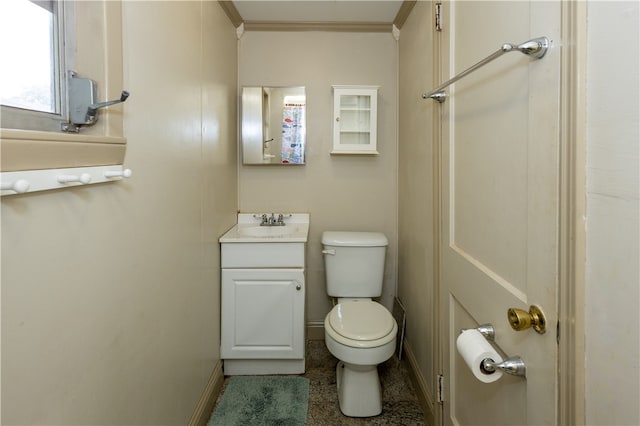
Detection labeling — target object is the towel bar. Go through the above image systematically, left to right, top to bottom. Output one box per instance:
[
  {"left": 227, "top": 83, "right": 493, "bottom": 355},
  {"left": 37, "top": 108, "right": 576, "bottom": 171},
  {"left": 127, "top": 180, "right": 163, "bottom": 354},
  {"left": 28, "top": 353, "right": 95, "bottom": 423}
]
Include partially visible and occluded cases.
[{"left": 422, "top": 36, "right": 550, "bottom": 103}]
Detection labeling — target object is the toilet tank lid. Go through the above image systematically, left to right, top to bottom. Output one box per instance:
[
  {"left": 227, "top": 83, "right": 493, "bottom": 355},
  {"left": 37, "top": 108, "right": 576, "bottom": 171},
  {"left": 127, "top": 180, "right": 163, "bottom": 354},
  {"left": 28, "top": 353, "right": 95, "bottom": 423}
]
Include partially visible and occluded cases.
[{"left": 322, "top": 231, "right": 388, "bottom": 247}]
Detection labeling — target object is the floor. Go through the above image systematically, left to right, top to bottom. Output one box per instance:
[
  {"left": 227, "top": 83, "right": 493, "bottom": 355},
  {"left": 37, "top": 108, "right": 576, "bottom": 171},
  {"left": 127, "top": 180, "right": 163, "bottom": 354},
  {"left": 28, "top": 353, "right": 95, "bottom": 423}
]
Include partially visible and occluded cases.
[{"left": 213, "top": 340, "right": 426, "bottom": 425}]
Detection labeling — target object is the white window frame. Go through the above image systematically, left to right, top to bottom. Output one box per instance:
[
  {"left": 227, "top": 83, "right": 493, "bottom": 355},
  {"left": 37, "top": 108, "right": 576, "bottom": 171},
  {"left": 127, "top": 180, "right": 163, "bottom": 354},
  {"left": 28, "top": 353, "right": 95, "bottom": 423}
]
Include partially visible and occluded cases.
[{"left": 0, "top": 0, "right": 126, "bottom": 174}]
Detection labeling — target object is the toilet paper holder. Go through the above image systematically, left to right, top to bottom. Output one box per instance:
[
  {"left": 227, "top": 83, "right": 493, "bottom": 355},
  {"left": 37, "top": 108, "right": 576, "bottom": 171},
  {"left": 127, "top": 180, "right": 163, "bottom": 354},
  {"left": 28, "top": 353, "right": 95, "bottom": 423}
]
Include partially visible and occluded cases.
[
  {"left": 468, "top": 323, "right": 496, "bottom": 341},
  {"left": 461, "top": 324, "right": 527, "bottom": 377},
  {"left": 480, "top": 356, "right": 526, "bottom": 377}
]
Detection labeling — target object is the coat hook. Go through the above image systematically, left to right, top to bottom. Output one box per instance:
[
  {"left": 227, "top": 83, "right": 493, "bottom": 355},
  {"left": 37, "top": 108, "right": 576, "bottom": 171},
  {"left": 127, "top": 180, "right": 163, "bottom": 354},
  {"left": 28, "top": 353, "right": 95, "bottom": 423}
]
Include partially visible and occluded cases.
[
  {"left": 104, "top": 168, "right": 132, "bottom": 179},
  {"left": 58, "top": 173, "right": 92, "bottom": 184},
  {"left": 1, "top": 179, "right": 30, "bottom": 193}
]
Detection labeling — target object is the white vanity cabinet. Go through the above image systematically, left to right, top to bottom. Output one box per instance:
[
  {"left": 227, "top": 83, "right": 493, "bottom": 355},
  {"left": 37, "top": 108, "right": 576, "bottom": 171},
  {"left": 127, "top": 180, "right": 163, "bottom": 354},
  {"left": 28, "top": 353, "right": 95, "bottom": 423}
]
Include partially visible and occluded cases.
[
  {"left": 331, "top": 85, "right": 379, "bottom": 155},
  {"left": 219, "top": 213, "right": 309, "bottom": 375}
]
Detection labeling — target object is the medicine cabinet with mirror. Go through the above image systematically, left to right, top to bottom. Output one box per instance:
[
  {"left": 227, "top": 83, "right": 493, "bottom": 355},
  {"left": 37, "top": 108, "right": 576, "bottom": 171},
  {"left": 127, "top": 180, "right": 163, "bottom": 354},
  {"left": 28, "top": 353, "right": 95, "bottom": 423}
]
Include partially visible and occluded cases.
[{"left": 241, "top": 86, "right": 306, "bottom": 165}]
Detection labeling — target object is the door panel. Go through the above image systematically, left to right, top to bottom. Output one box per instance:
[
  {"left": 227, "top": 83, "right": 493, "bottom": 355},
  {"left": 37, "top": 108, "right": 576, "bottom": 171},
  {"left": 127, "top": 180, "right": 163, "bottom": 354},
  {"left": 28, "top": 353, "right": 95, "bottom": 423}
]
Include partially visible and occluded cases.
[
  {"left": 440, "top": 1, "right": 561, "bottom": 425},
  {"left": 221, "top": 268, "right": 305, "bottom": 359},
  {"left": 450, "top": 297, "right": 525, "bottom": 425}
]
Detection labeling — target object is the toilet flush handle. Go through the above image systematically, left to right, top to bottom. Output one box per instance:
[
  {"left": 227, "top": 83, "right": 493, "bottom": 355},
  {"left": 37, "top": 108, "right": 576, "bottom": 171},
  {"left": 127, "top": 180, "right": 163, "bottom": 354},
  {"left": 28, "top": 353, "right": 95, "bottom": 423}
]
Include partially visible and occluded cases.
[{"left": 322, "top": 249, "right": 335, "bottom": 255}]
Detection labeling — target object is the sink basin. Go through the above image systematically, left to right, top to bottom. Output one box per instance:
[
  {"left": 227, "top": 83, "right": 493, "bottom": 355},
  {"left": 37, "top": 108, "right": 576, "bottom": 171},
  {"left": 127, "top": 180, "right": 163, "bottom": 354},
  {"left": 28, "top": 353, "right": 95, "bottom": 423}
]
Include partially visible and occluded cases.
[
  {"left": 219, "top": 213, "right": 309, "bottom": 244},
  {"left": 219, "top": 213, "right": 309, "bottom": 267},
  {"left": 238, "top": 225, "right": 299, "bottom": 237}
]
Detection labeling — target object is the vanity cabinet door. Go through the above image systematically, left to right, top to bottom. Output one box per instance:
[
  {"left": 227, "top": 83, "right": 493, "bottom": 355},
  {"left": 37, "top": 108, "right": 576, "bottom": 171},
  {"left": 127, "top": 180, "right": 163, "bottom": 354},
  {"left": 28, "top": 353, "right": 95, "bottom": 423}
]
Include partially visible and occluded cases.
[
  {"left": 331, "top": 85, "right": 379, "bottom": 154},
  {"left": 221, "top": 268, "right": 305, "bottom": 359}
]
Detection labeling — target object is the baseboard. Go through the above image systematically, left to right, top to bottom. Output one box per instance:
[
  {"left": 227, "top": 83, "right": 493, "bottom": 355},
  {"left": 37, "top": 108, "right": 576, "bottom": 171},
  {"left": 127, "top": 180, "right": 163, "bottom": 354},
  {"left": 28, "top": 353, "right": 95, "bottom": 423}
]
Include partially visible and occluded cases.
[
  {"left": 306, "top": 320, "right": 325, "bottom": 340},
  {"left": 402, "top": 340, "right": 436, "bottom": 426},
  {"left": 223, "top": 358, "right": 305, "bottom": 375},
  {"left": 188, "top": 360, "right": 225, "bottom": 426}
]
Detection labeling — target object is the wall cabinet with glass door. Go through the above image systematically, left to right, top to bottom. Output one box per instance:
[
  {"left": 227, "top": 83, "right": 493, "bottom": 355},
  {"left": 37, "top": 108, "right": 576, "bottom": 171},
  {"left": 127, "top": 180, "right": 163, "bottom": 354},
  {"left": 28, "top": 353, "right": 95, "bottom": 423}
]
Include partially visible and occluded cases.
[{"left": 331, "top": 85, "right": 379, "bottom": 155}]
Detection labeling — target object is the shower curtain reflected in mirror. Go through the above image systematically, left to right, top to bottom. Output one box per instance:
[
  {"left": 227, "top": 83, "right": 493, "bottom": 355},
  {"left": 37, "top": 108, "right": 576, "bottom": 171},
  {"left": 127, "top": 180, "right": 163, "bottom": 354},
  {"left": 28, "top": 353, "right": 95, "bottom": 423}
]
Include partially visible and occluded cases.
[{"left": 281, "top": 102, "right": 305, "bottom": 164}]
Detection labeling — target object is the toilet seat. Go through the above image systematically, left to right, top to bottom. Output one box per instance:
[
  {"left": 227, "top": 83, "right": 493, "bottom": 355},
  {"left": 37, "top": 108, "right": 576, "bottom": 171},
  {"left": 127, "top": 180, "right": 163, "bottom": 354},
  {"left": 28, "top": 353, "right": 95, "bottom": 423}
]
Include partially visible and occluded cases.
[{"left": 326, "top": 301, "right": 397, "bottom": 348}]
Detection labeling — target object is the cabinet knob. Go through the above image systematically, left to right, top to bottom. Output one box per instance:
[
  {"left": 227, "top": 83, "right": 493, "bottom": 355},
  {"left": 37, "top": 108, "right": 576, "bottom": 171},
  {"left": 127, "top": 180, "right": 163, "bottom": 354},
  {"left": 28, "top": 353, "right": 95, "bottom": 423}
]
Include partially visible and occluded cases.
[
  {"left": 336, "top": 117, "right": 340, "bottom": 122},
  {"left": 296, "top": 283, "right": 302, "bottom": 291}
]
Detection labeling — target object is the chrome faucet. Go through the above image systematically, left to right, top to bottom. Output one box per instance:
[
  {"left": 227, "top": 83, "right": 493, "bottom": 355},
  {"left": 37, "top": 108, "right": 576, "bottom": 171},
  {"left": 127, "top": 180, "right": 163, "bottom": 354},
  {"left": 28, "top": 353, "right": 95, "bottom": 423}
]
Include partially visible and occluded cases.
[{"left": 259, "top": 213, "right": 286, "bottom": 226}]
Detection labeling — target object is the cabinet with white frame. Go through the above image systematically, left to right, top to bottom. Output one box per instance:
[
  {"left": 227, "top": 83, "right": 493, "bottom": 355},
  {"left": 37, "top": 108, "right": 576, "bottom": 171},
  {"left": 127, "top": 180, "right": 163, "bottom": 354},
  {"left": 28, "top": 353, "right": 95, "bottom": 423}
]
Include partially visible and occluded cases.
[
  {"left": 331, "top": 85, "right": 379, "bottom": 155},
  {"left": 219, "top": 213, "right": 309, "bottom": 375}
]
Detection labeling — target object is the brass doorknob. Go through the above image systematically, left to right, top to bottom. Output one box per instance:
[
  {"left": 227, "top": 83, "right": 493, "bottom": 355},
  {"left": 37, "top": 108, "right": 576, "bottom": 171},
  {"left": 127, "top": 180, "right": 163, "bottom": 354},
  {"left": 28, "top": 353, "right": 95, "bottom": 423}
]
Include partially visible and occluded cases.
[{"left": 507, "top": 305, "right": 546, "bottom": 334}]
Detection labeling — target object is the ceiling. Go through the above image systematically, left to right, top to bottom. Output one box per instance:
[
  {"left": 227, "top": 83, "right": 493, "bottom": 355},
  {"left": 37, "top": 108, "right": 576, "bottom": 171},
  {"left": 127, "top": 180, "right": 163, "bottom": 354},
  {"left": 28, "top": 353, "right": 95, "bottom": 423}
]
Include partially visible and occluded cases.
[{"left": 231, "top": 1, "right": 405, "bottom": 24}]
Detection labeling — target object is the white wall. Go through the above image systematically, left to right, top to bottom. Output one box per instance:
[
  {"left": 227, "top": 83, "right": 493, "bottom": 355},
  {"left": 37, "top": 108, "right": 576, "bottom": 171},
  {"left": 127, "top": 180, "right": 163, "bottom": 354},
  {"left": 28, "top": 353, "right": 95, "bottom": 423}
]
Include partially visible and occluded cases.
[
  {"left": 397, "top": 0, "right": 437, "bottom": 416},
  {"left": 0, "top": 2, "right": 237, "bottom": 424},
  {"left": 585, "top": 2, "right": 640, "bottom": 424},
  {"left": 238, "top": 31, "right": 398, "bottom": 324}
]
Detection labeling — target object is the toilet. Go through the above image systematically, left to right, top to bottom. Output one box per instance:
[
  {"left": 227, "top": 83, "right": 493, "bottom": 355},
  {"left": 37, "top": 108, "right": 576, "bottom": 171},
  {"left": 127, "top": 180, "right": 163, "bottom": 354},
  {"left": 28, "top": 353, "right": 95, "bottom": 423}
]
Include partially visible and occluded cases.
[{"left": 321, "top": 231, "right": 398, "bottom": 417}]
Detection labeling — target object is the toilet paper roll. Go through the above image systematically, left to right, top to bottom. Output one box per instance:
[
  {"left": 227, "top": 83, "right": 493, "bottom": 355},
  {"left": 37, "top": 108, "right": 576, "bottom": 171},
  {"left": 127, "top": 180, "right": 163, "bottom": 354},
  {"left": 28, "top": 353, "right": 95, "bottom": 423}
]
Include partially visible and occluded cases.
[{"left": 456, "top": 329, "right": 504, "bottom": 383}]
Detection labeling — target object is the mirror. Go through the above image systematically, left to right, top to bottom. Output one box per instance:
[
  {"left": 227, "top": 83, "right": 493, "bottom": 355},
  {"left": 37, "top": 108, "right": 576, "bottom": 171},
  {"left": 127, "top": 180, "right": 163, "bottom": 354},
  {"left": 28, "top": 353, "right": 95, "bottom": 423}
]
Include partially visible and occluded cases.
[{"left": 241, "top": 86, "right": 306, "bottom": 165}]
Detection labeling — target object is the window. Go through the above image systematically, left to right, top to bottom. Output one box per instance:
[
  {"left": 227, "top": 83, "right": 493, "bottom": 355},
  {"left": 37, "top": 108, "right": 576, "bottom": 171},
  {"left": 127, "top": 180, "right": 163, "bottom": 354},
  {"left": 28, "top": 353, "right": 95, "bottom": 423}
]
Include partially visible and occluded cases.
[
  {"left": 0, "top": 0, "right": 126, "bottom": 173},
  {"left": 0, "top": 0, "right": 72, "bottom": 131},
  {"left": 1, "top": 0, "right": 60, "bottom": 113}
]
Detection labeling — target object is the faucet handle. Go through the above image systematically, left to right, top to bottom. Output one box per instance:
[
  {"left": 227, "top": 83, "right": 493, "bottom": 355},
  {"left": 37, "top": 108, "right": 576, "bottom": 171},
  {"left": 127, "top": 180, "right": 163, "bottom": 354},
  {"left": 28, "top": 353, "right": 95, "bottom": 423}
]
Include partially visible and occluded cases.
[{"left": 251, "top": 213, "right": 270, "bottom": 226}]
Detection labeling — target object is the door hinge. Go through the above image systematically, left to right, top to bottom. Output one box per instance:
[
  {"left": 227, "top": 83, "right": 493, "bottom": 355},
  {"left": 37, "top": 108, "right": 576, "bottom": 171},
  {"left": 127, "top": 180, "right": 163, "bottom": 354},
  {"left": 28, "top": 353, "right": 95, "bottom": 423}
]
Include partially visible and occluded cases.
[
  {"left": 435, "top": 2, "right": 443, "bottom": 32},
  {"left": 437, "top": 374, "right": 444, "bottom": 404}
]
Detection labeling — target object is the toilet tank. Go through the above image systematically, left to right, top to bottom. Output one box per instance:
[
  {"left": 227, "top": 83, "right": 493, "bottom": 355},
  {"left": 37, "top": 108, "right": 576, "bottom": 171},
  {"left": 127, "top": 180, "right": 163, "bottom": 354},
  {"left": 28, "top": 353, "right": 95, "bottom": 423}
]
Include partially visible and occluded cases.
[{"left": 322, "top": 231, "right": 388, "bottom": 297}]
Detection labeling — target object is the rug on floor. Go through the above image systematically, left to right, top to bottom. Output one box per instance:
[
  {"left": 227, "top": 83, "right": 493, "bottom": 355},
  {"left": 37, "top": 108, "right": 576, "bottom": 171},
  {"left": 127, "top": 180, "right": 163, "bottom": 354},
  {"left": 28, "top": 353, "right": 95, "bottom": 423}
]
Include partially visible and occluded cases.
[{"left": 208, "top": 376, "right": 309, "bottom": 426}]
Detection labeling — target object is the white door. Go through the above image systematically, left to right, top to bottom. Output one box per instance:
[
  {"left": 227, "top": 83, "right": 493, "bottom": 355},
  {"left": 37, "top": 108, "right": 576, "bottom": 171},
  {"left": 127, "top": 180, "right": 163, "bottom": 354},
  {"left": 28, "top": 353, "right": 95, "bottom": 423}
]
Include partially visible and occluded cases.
[{"left": 438, "top": 1, "right": 561, "bottom": 425}]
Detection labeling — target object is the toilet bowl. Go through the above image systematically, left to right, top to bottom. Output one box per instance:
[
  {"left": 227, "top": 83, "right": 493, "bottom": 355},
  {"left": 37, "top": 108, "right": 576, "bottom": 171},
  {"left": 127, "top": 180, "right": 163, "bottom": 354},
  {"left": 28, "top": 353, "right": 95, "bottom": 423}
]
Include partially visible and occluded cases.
[{"left": 324, "top": 299, "right": 398, "bottom": 417}]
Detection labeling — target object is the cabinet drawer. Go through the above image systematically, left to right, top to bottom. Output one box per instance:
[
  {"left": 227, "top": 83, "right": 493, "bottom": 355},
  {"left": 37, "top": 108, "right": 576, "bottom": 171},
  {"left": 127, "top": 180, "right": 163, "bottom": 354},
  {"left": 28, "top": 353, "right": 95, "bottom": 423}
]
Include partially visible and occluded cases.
[{"left": 221, "top": 242, "right": 305, "bottom": 268}]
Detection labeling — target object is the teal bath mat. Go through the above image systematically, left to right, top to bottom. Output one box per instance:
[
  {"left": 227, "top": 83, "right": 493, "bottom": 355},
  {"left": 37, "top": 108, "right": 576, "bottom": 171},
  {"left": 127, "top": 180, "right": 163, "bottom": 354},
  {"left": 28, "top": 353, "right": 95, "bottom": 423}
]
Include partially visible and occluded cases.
[{"left": 208, "top": 376, "right": 309, "bottom": 426}]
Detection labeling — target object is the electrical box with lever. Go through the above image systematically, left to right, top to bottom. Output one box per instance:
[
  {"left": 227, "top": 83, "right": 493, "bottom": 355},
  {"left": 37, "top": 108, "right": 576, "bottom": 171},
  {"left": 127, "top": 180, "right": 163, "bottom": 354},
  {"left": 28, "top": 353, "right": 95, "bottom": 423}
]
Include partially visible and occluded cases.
[{"left": 62, "top": 71, "right": 130, "bottom": 133}]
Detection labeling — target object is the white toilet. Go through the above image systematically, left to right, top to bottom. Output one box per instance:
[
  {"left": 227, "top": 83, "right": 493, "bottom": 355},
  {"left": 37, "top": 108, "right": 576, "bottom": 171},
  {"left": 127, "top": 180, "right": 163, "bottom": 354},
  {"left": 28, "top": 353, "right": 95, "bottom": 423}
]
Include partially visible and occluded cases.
[{"left": 321, "top": 231, "right": 398, "bottom": 417}]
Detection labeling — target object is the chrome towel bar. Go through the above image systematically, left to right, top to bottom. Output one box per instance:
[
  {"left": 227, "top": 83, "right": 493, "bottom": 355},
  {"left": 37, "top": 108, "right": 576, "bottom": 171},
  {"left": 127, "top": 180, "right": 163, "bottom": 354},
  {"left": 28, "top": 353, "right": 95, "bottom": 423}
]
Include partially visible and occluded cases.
[{"left": 422, "top": 36, "right": 550, "bottom": 103}]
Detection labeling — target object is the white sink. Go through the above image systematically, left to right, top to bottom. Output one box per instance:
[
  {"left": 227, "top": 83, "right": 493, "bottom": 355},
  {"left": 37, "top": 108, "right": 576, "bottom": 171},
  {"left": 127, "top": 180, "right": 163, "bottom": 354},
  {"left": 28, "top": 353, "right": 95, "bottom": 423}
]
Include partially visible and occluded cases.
[
  {"left": 219, "top": 213, "right": 309, "bottom": 244},
  {"left": 219, "top": 213, "right": 309, "bottom": 268},
  {"left": 237, "top": 225, "right": 300, "bottom": 238}
]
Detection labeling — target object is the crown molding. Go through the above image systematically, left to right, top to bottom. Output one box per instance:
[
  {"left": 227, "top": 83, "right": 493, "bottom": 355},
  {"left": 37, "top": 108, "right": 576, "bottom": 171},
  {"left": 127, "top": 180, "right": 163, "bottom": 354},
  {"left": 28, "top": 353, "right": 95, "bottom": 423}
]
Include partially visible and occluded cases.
[
  {"left": 219, "top": 0, "right": 416, "bottom": 34},
  {"left": 218, "top": 1, "right": 243, "bottom": 28},
  {"left": 393, "top": 1, "right": 417, "bottom": 29},
  {"left": 243, "top": 21, "right": 392, "bottom": 32}
]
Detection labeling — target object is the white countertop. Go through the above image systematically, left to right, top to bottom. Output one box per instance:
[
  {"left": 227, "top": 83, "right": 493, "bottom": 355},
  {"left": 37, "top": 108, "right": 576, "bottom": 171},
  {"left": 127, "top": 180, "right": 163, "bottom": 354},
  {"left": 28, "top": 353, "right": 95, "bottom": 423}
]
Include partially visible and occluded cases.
[{"left": 219, "top": 213, "right": 309, "bottom": 243}]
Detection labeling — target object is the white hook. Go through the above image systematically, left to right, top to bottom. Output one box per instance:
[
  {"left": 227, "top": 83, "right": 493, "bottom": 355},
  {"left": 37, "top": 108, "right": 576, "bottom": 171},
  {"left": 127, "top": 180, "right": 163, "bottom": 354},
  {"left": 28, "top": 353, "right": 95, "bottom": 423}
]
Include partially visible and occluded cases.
[
  {"left": 104, "top": 168, "right": 132, "bottom": 179},
  {"left": 58, "top": 173, "right": 92, "bottom": 184},
  {"left": 1, "top": 179, "right": 30, "bottom": 193}
]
